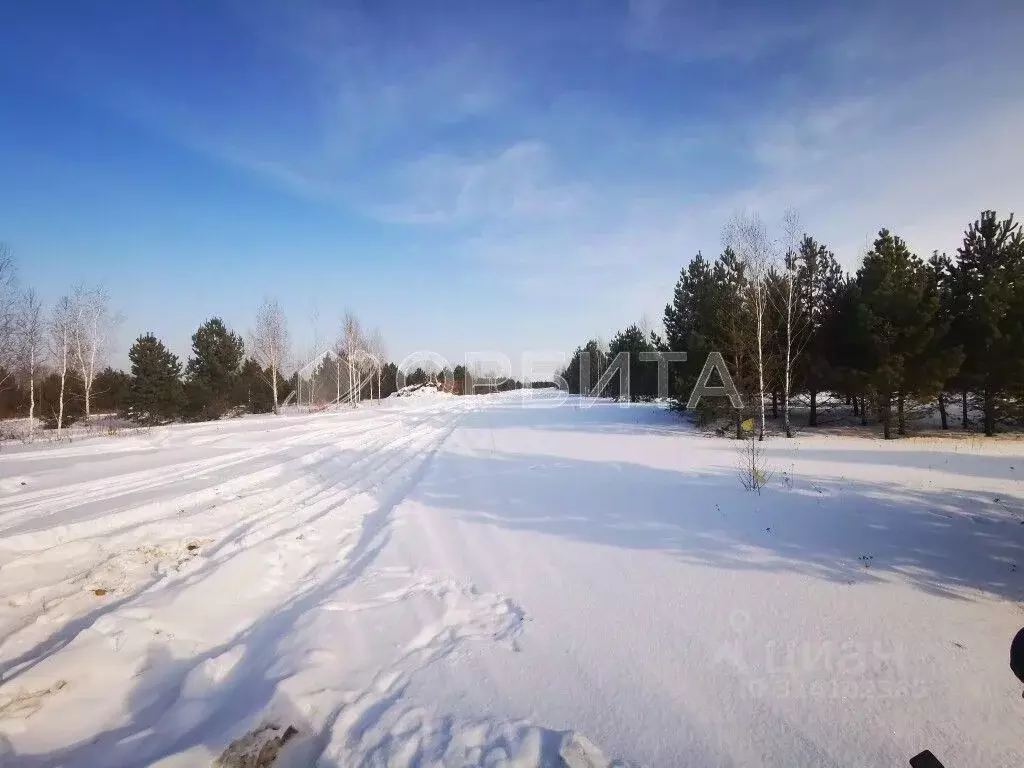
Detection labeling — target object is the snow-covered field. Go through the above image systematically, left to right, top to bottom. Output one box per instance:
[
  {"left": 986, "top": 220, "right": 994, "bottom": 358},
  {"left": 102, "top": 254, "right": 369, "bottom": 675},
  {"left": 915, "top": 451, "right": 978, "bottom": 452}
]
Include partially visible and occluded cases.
[{"left": 2, "top": 391, "right": 1024, "bottom": 767}]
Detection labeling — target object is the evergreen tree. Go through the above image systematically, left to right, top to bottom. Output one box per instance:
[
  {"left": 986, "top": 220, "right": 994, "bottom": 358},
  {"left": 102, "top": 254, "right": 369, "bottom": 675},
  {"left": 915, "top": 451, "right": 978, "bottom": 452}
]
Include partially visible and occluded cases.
[
  {"left": 954, "top": 210, "right": 1024, "bottom": 435},
  {"left": 855, "top": 230, "right": 938, "bottom": 439},
  {"left": 795, "top": 236, "right": 843, "bottom": 426},
  {"left": 712, "top": 248, "right": 756, "bottom": 436},
  {"left": 664, "top": 252, "right": 717, "bottom": 404},
  {"left": 922, "top": 252, "right": 964, "bottom": 429},
  {"left": 822, "top": 276, "right": 872, "bottom": 425},
  {"left": 185, "top": 317, "right": 245, "bottom": 419},
  {"left": 606, "top": 324, "right": 657, "bottom": 401},
  {"left": 123, "top": 333, "right": 183, "bottom": 425},
  {"left": 562, "top": 339, "right": 607, "bottom": 395},
  {"left": 235, "top": 357, "right": 277, "bottom": 414},
  {"left": 380, "top": 362, "right": 399, "bottom": 397},
  {"left": 452, "top": 364, "right": 468, "bottom": 395},
  {"left": 92, "top": 367, "right": 132, "bottom": 414},
  {"left": 406, "top": 367, "right": 428, "bottom": 386}
]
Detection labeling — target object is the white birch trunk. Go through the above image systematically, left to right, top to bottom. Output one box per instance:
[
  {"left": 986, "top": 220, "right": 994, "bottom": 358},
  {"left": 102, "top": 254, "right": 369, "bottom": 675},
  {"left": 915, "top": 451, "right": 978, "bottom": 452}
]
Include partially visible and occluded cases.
[
  {"left": 784, "top": 274, "right": 793, "bottom": 438},
  {"left": 57, "top": 330, "right": 67, "bottom": 438},
  {"left": 28, "top": 347, "right": 35, "bottom": 438}
]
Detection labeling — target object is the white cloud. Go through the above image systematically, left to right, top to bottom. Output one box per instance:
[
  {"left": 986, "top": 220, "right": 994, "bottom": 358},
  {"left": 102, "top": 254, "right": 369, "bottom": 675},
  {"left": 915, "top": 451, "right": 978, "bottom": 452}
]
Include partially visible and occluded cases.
[{"left": 372, "top": 142, "right": 584, "bottom": 225}]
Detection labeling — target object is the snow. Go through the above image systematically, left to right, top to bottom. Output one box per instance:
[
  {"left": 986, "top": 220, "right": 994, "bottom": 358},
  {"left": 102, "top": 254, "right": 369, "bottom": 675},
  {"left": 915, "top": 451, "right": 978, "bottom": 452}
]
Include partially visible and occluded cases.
[{"left": 2, "top": 392, "right": 1024, "bottom": 766}]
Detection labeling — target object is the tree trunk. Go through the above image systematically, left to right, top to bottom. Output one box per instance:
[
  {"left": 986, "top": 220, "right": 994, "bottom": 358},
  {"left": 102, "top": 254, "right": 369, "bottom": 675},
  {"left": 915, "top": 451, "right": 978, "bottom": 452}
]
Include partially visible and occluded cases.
[
  {"left": 784, "top": 282, "right": 793, "bottom": 439},
  {"left": 756, "top": 309, "right": 765, "bottom": 442},
  {"left": 271, "top": 363, "right": 279, "bottom": 414},
  {"left": 28, "top": 365, "right": 35, "bottom": 438},
  {"left": 57, "top": 366, "right": 66, "bottom": 437},
  {"left": 84, "top": 386, "right": 91, "bottom": 421},
  {"left": 984, "top": 389, "right": 995, "bottom": 436},
  {"left": 809, "top": 390, "right": 818, "bottom": 427},
  {"left": 961, "top": 390, "right": 969, "bottom": 430},
  {"left": 772, "top": 391, "right": 778, "bottom": 419},
  {"left": 845, "top": 393, "right": 851, "bottom": 406},
  {"left": 897, "top": 393, "right": 906, "bottom": 436},
  {"left": 937, "top": 393, "right": 948, "bottom": 430},
  {"left": 882, "top": 394, "right": 892, "bottom": 439},
  {"left": 852, "top": 395, "right": 859, "bottom": 416},
  {"left": 860, "top": 396, "right": 868, "bottom": 426},
  {"left": 735, "top": 411, "right": 743, "bottom": 440}
]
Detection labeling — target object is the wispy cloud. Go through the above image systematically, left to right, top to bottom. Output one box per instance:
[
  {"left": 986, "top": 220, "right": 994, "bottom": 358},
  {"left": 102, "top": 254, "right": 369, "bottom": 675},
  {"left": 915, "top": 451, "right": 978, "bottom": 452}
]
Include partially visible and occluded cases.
[
  {"left": 39, "top": 0, "right": 1024, "bottom": 331},
  {"left": 370, "top": 142, "right": 585, "bottom": 225}
]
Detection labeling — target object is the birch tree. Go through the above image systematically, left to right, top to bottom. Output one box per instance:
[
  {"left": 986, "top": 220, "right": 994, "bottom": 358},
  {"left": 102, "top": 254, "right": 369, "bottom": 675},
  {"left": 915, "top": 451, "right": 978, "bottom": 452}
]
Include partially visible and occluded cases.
[
  {"left": 772, "top": 209, "right": 808, "bottom": 438},
  {"left": 725, "top": 213, "right": 774, "bottom": 441},
  {"left": 70, "top": 284, "right": 118, "bottom": 420},
  {"left": 18, "top": 288, "right": 44, "bottom": 437},
  {"left": 48, "top": 295, "right": 73, "bottom": 436},
  {"left": 250, "top": 297, "right": 291, "bottom": 413},
  {"left": 341, "top": 312, "right": 363, "bottom": 405},
  {"left": 367, "top": 328, "right": 386, "bottom": 401}
]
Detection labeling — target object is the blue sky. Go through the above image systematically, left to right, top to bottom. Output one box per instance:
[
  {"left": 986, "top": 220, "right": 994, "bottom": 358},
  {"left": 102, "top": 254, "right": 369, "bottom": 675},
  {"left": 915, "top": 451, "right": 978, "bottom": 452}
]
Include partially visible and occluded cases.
[{"left": 2, "top": 0, "right": 1023, "bottom": 374}]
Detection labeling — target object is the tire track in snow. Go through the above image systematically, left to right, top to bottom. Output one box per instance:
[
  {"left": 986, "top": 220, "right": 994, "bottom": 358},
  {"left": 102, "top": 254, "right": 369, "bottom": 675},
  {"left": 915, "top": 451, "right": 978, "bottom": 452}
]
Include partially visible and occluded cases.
[
  {"left": 0, "top": 401, "right": 491, "bottom": 766},
  {"left": 0, "top": 412, "right": 447, "bottom": 685},
  {"left": 0, "top": 415, "right": 397, "bottom": 540}
]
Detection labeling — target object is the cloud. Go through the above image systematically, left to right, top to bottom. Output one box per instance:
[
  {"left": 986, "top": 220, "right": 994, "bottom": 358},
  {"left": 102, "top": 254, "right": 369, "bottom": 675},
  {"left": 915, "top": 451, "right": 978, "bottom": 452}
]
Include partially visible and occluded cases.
[
  {"left": 37, "top": 0, "right": 1024, "bottom": 339},
  {"left": 370, "top": 142, "right": 584, "bottom": 225}
]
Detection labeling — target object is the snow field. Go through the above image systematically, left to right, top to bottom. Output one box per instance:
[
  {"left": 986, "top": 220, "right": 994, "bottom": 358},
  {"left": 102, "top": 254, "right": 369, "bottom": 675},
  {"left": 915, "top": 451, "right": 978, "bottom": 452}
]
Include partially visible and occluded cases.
[{"left": 0, "top": 391, "right": 1023, "bottom": 766}]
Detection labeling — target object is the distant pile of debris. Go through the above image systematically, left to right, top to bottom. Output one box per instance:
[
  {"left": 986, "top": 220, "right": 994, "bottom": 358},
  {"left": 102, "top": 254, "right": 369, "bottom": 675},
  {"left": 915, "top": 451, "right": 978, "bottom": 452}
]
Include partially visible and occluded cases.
[{"left": 388, "top": 382, "right": 454, "bottom": 398}]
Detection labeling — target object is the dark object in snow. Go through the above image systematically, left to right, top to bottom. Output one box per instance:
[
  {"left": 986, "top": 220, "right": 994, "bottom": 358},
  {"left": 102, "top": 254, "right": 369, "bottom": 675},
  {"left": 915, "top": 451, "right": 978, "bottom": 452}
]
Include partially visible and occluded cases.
[
  {"left": 186, "top": 543, "right": 199, "bottom": 551},
  {"left": 93, "top": 588, "right": 107, "bottom": 597},
  {"left": 1011, "top": 627, "right": 1024, "bottom": 686},
  {"left": 215, "top": 723, "right": 299, "bottom": 767},
  {"left": 909, "top": 750, "right": 945, "bottom": 768}
]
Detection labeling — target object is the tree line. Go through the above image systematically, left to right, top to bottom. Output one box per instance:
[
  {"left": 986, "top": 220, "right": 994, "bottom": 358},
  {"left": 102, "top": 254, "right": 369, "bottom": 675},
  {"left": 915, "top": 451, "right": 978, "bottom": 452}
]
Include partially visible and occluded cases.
[
  {"left": 562, "top": 209, "right": 1024, "bottom": 439},
  {"left": 0, "top": 269, "right": 405, "bottom": 433}
]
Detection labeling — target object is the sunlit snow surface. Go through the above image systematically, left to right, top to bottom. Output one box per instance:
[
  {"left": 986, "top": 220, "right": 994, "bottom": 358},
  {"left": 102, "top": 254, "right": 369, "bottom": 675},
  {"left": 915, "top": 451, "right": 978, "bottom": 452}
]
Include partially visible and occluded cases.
[{"left": 2, "top": 391, "right": 1024, "bottom": 766}]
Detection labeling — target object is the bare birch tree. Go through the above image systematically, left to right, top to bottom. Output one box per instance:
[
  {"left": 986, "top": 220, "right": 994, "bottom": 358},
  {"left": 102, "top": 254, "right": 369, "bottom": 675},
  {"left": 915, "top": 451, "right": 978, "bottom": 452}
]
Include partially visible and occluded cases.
[
  {"left": 773, "top": 209, "right": 808, "bottom": 438},
  {"left": 725, "top": 213, "right": 774, "bottom": 441},
  {"left": 69, "top": 284, "right": 118, "bottom": 420},
  {"left": 17, "top": 288, "right": 44, "bottom": 437},
  {"left": 48, "top": 295, "right": 73, "bottom": 437},
  {"left": 250, "top": 297, "right": 291, "bottom": 413},
  {"left": 341, "top": 311, "right": 363, "bottom": 406},
  {"left": 367, "top": 328, "right": 386, "bottom": 401}
]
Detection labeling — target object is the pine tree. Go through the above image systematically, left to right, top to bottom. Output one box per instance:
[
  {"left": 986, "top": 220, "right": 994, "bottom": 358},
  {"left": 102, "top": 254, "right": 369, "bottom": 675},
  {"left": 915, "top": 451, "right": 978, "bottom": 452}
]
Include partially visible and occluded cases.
[
  {"left": 954, "top": 210, "right": 1024, "bottom": 435},
  {"left": 855, "top": 230, "right": 938, "bottom": 439},
  {"left": 794, "top": 236, "right": 843, "bottom": 426},
  {"left": 711, "top": 248, "right": 755, "bottom": 436},
  {"left": 922, "top": 252, "right": 964, "bottom": 429},
  {"left": 664, "top": 253, "right": 718, "bottom": 405},
  {"left": 185, "top": 317, "right": 245, "bottom": 419},
  {"left": 606, "top": 324, "right": 657, "bottom": 401},
  {"left": 124, "top": 333, "right": 183, "bottom": 425},
  {"left": 562, "top": 339, "right": 607, "bottom": 396},
  {"left": 235, "top": 357, "right": 277, "bottom": 413},
  {"left": 380, "top": 362, "right": 399, "bottom": 397},
  {"left": 92, "top": 367, "right": 132, "bottom": 413}
]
